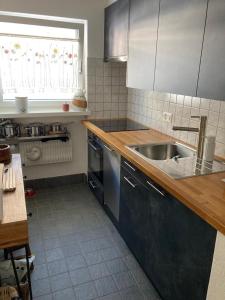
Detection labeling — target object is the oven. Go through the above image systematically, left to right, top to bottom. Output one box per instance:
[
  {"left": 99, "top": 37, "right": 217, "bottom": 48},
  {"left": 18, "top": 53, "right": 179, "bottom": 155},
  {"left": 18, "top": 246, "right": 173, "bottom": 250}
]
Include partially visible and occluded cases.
[{"left": 87, "top": 131, "right": 104, "bottom": 204}]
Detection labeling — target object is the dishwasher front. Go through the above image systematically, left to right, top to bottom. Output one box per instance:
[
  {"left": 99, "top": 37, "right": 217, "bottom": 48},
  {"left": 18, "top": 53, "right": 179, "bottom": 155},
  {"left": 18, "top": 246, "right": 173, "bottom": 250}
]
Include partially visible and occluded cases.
[{"left": 103, "top": 143, "right": 121, "bottom": 221}]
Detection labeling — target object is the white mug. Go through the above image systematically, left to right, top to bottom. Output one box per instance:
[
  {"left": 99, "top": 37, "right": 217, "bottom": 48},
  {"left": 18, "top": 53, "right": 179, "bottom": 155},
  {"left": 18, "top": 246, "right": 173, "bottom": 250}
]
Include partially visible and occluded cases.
[{"left": 15, "top": 96, "right": 28, "bottom": 113}]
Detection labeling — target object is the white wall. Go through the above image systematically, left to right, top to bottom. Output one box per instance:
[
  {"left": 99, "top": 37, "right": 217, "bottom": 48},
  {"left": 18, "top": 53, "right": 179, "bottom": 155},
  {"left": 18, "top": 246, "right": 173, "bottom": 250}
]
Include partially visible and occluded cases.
[
  {"left": 0, "top": 0, "right": 108, "bottom": 58},
  {"left": 0, "top": 0, "right": 109, "bottom": 179}
]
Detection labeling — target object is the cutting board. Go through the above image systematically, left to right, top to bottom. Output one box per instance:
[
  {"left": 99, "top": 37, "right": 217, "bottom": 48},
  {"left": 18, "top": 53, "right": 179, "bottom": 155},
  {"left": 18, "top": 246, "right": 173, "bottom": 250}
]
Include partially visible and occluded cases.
[
  {"left": 0, "top": 164, "right": 3, "bottom": 221},
  {"left": 2, "top": 168, "right": 16, "bottom": 192}
]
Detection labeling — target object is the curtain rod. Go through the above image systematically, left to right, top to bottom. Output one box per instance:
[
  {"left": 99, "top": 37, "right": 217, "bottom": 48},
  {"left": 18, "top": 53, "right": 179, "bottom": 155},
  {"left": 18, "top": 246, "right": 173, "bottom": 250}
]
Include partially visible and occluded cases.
[{"left": 0, "top": 33, "right": 79, "bottom": 42}]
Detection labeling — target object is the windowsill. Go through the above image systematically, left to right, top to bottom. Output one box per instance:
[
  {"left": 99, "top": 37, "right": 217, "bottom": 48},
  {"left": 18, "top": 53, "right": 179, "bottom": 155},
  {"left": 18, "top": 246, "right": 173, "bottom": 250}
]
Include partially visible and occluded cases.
[
  {"left": 0, "top": 100, "right": 90, "bottom": 118},
  {"left": 0, "top": 107, "right": 90, "bottom": 118}
]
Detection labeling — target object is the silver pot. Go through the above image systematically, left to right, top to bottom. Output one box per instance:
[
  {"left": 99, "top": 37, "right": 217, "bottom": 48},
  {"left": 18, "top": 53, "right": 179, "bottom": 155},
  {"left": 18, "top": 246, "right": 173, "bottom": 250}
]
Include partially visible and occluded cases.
[
  {"left": 49, "top": 122, "right": 64, "bottom": 133},
  {"left": 25, "top": 123, "right": 45, "bottom": 137},
  {"left": 4, "top": 124, "right": 20, "bottom": 138}
]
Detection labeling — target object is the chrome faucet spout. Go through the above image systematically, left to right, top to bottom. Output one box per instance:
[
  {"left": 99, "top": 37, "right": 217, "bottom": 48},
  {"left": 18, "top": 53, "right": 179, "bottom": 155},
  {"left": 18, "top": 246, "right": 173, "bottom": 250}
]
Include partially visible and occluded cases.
[{"left": 172, "top": 116, "right": 207, "bottom": 160}]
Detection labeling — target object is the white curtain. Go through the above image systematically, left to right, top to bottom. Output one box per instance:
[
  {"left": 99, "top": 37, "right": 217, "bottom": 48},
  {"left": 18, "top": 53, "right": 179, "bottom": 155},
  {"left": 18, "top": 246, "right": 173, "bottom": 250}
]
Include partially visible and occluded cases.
[{"left": 0, "top": 36, "right": 79, "bottom": 99}]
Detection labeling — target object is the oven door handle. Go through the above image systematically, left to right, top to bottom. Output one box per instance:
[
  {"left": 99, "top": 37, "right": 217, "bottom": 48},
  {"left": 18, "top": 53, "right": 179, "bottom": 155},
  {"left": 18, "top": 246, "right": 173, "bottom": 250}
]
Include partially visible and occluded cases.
[{"left": 88, "top": 141, "right": 100, "bottom": 152}]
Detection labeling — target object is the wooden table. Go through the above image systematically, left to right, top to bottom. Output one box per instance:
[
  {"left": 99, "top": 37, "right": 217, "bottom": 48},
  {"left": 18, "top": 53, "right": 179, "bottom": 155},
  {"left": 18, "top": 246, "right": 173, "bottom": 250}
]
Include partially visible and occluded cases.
[{"left": 0, "top": 154, "right": 32, "bottom": 299}]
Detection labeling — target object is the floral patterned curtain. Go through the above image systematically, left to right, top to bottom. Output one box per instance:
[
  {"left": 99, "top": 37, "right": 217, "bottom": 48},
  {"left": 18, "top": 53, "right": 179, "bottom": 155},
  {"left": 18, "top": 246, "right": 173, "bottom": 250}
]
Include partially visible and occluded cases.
[{"left": 0, "top": 36, "right": 79, "bottom": 99}]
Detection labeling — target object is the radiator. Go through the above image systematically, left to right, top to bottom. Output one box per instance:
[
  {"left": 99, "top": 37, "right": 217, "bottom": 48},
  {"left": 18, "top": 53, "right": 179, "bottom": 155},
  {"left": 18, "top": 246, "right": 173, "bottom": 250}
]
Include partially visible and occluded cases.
[{"left": 19, "top": 139, "right": 72, "bottom": 166}]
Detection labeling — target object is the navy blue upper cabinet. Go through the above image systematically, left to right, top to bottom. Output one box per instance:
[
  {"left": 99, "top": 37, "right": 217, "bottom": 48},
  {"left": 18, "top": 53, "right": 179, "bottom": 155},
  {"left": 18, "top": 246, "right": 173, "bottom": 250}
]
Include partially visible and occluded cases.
[
  {"left": 104, "top": 0, "right": 129, "bottom": 62},
  {"left": 127, "top": 0, "right": 160, "bottom": 90},
  {"left": 154, "top": 0, "right": 208, "bottom": 96},
  {"left": 197, "top": 0, "right": 225, "bottom": 100}
]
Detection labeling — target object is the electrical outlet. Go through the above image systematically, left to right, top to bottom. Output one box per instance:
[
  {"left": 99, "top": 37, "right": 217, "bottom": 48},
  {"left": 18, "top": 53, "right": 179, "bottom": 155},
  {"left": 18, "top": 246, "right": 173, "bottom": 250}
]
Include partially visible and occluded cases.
[{"left": 163, "top": 112, "right": 173, "bottom": 123}]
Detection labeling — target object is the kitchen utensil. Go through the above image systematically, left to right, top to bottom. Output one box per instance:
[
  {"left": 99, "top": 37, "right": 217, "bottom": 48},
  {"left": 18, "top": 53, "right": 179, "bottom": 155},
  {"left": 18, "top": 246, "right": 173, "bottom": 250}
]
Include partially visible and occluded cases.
[
  {"left": 15, "top": 96, "right": 28, "bottom": 113},
  {"left": 4, "top": 123, "right": 20, "bottom": 138},
  {"left": 25, "top": 123, "right": 45, "bottom": 136},
  {"left": 0, "top": 144, "right": 11, "bottom": 165},
  {"left": 3, "top": 168, "right": 16, "bottom": 192}
]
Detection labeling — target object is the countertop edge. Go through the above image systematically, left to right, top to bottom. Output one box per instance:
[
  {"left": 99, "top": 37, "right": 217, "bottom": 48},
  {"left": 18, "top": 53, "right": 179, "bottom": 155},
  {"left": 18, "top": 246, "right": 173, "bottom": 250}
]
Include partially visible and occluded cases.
[{"left": 82, "top": 120, "right": 225, "bottom": 235}]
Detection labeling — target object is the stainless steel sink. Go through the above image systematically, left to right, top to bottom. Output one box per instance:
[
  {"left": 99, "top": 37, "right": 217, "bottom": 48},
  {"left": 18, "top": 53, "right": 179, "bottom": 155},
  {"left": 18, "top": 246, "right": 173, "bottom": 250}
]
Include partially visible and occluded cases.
[
  {"left": 127, "top": 142, "right": 225, "bottom": 179},
  {"left": 129, "top": 142, "right": 195, "bottom": 161}
]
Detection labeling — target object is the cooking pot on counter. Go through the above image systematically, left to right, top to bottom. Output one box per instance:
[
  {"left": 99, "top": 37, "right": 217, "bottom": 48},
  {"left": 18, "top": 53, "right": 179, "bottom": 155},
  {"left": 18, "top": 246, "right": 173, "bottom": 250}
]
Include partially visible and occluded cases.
[
  {"left": 25, "top": 123, "right": 45, "bottom": 137},
  {"left": 4, "top": 124, "right": 21, "bottom": 138},
  {"left": 0, "top": 144, "right": 11, "bottom": 164}
]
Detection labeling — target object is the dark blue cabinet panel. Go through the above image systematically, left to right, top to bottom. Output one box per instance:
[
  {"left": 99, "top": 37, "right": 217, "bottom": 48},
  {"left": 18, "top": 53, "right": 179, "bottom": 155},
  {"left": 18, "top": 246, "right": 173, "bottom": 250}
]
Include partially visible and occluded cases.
[
  {"left": 104, "top": 0, "right": 129, "bottom": 61},
  {"left": 127, "top": 0, "right": 160, "bottom": 90},
  {"left": 154, "top": 0, "right": 208, "bottom": 96},
  {"left": 197, "top": 0, "right": 225, "bottom": 100},
  {"left": 119, "top": 160, "right": 216, "bottom": 300}
]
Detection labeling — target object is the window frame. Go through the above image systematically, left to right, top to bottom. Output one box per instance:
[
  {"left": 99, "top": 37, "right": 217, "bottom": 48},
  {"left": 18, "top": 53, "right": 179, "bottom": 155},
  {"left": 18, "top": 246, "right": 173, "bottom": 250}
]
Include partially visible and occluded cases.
[{"left": 0, "top": 12, "right": 86, "bottom": 105}]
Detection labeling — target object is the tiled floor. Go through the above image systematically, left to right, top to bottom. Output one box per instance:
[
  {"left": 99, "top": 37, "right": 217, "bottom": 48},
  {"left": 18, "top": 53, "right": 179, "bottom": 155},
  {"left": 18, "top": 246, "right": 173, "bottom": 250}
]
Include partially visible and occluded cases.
[{"left": 26, "top": 183, "right": 161, "bottom": 300}]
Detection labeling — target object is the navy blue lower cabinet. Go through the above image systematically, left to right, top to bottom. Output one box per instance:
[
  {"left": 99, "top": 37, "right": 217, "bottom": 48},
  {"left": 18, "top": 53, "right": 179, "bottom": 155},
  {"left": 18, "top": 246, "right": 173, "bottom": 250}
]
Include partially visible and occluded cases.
[
  {"left": 119, "top": 161, "right": 217, "bottom": 300},
  {"left": 119, "top": 166, "right": 150, "bottom": 267}
]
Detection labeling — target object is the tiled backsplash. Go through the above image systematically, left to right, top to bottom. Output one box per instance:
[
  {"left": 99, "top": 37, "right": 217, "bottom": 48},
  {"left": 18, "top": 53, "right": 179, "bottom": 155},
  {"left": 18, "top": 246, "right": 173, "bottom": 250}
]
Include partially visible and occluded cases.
[
  {"left": 87, "top": 58, "right": 128, "bottom": 119},
  {"left": 87, "top": 60, "right": 225, "bottom": 158},
  {"left": 127, "top": 89, "right": 225, "bottom": 157}
]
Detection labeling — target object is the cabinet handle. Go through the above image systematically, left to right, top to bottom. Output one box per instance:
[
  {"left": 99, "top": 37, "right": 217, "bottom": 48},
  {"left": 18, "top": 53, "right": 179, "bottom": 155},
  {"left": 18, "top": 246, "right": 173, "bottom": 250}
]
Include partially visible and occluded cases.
[
  {"left": 88, "top": 141, "right": 98, "bottom": 151},
  {"left": 104, "top": 144, "right": 114, "bottom": 152},
  {"left": 124, "top": 161, "right": 136, "bottom": 172},
  {"left": 124, "top": 176, "right": 137, "bottom": 188},
  {"left": 89, "top": 180, "right": 97, "bottom": 189},
  {"left": 146, "top": 181, "right": 165, "bottom": 197}
]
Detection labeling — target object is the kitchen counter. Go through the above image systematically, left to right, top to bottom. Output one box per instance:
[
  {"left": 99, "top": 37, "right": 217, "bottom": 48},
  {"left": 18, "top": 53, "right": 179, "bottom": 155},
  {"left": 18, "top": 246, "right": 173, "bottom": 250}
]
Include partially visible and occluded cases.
[{"left": 82, "top": 120, "right": 225, "bottom": 235}]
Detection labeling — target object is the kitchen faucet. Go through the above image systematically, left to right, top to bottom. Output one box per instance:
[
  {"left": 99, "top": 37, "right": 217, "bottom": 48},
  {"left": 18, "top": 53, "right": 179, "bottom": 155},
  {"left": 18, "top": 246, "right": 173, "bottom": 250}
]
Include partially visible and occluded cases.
[{"left": 172, "top": 116, "right": 207, "bottom": 161}]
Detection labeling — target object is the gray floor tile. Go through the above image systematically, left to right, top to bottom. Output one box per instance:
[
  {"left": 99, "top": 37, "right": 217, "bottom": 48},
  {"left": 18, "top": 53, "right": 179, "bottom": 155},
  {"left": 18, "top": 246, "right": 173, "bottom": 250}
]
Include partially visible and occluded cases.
[
  {"left": 28, "top": 184, "right": 159, "bottom": 300},
  {"left": 59, "top": 233, "right": 78, "bottom": 246},
  {"left": 44, "top": 238, "right": 61, "bottom": 250},
  {"left": 62, "top": 243, "right": 81, "bottom": 257},
  {"left": 46, "top": 248, "right": 64, "bottom": 263},
  {"left": 100, "top": 248, "right": 121, "bottom": 262},
  {"left": 34, "top": 251, "right": 46, "bottom": 265},
  {"left": 84, "top": 251, "right": 103, "bottom": 266},
  {"left": 66, "top": 254, "right": 87, "bottom": 271},
  {"left": 122, "top": 255, "right": 140, "bottom": 271},
  {"left": 106, "top": 258, "right": 127, "bottom": 275},
  {"left": 47, "top": 259, "right": 68, "bottom": 276},
  {"left": 89, "top": 263, "right": 110, "bottom": 280},
  {"left": 32, "top": 264, "right": 49, "bottom": 281},
  {"left": 69, "top": 267, "right": 92, "bottom": 286},
  {"left": 131, "top": 268, "right": 151, "bottom": 288},
  {"left": 113, "top": 271, "right": 136, "bottom": 290},
  {"left": 50, "top": 272, "right": 72, "bottom": 292},
  {"left": 95, "top": 276, "right": 118, "bottom": 297},
  {"left": 32, "top": 277, "right": 51, "bottom": 298},
  {"left": 74, "top": 282, "right": 98, "bottom": 300},
  {"left": 53, "top": 287, "right": 76, "bottom": 300},
  {"left": 119, "top": 287, "right": 144, "bottom": 300},
  {"left": 98, "top": 292, "right": 122, "bottom": 300},
  {"left": 34, "top": 294, "right": 53, "bottom": 300}
]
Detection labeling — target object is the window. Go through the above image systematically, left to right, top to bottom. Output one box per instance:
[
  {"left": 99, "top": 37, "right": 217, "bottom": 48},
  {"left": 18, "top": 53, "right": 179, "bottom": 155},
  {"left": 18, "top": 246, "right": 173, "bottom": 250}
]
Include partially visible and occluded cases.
[{"left": 0, "top": 22, "right": 81, "bottom": 100}]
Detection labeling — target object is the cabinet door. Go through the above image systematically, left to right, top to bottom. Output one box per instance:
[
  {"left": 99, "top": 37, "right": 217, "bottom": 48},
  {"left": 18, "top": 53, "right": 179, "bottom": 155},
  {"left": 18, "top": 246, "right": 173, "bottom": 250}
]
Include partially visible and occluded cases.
[
  {"left": 104, "top": 0, "right": 129, "bottom": 61},
  {"left": 127, "top": 0, "right": 160, "bottom": 90},
  {"left": 154, "top": 0, "right": 207, "bottom": 96},
  {"left": 197, "top": 0, "right": 225, "bottom": 100},
  {"left": 119, "top": 166, "right": 150, "bottom": 266},
  {"left": 147, "top": 192, "right": 216, "bottom": 300}
]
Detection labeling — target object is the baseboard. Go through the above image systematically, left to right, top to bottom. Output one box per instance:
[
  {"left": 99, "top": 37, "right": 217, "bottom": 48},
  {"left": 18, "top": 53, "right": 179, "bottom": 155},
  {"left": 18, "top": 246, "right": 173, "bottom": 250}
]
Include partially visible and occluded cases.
[{"left": 24, "top": 173, "right": 87, "bottom": 189}]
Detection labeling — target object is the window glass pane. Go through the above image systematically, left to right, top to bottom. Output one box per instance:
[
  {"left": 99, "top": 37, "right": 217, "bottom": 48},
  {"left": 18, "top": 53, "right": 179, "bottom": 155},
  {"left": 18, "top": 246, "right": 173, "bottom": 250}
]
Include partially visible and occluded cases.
[{"left": 0, "top": 23, "right": 80, "bottom": 100}]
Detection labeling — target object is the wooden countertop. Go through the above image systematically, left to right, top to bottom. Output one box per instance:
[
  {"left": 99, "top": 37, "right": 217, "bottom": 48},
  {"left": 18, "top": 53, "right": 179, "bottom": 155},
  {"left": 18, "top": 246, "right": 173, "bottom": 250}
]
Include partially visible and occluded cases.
[
  {"left": 83, "top": 120, "right": 225, "bottom": 235},
  {"left": 0, "top": 154, "right": 28, "bottom": 248}
]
